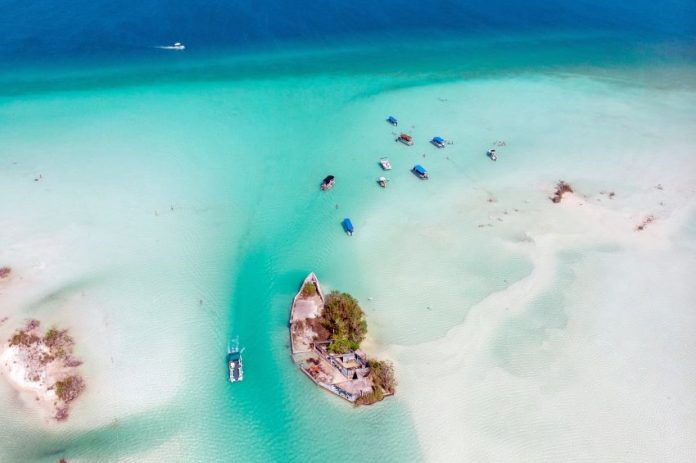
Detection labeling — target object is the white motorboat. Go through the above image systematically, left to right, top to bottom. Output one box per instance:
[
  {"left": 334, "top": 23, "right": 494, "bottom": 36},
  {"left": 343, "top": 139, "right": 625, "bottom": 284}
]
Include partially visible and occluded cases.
[{"left": 160, "top": 42, "right": 185, "bottom": 50}]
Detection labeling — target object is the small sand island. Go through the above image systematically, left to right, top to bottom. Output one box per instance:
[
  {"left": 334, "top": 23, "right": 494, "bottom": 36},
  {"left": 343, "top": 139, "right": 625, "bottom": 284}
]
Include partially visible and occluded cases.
[
  {"left": 289, "top": 273, "right": 395, "bottom": 405},
  {"left": 0, "top": 320, "right": 85, "bottom": 422}
]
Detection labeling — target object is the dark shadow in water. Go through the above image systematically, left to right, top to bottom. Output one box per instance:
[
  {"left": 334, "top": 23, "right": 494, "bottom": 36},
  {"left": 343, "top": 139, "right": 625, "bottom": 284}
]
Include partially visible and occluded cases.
[{"left": 2, "top": 397, "right": 184, "bottom": 462}]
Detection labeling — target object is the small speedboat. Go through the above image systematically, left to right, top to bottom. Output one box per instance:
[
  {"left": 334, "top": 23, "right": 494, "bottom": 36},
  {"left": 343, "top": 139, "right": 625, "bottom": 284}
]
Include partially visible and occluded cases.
[
  {"left": 160, "top": 42, "right": 185, "bottom": 50},
  {"left": 387, "top": 116, "right": 398, "bottom": 126},
  {"left": 397, "top": 133, "right": 414, "bottom": 146},
  {"left": 431, "top": 136, "right": 446, "bottom": 148},
  {"left": 487, "top": 149, "right": 497, "bottom": 161},
  {"left": 379, "top": 157, "right": 392, "bottom": 170},
  {"left": 412, "top": 164, "right": 429, "bottom": 179},
  {"left": 321, "top": 175, "right": 335, "bottom": 191},
  {"left": 377, "top": 177, "right": 389, "bottom": 188},
  {"left": 342, "top": 218, "right": 354, "bottom": 236},
  {"left": 227, "top": 339, "right": 244, "bottom": 383}
]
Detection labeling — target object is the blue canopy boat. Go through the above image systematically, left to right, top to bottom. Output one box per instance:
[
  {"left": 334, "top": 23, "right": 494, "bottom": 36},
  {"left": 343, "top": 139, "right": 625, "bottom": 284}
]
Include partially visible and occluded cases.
[
  {"left": 387, "top": 116, "right": 398, "bottom": 126},
  {"left": 431, "top": 136, "right": 446, "bottom": 148},
  {"left": 412, "top": 164, "right": 429, "bottom": 179},
  {"left": 342, "top": 218, "right": 354, "bottom": 235}
]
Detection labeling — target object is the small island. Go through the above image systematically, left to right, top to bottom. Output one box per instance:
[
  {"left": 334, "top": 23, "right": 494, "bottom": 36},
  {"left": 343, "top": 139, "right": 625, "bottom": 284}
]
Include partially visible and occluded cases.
[
  {"left": 289, "top": 273, "right": 395, "bottom": 405},
  {"left": 0, "top": 320, "right": 85, "bottom": 421}
]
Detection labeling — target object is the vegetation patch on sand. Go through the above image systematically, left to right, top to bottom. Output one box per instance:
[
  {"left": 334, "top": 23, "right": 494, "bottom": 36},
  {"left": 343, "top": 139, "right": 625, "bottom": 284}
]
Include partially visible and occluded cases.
[
  {"left": 550, "top": 180, "right": 573, "bottom": 203},
  {"left": 635, "top": 215, "right": 656, "bottom": 231},
  {"left": 0, "top": 266, "right": 11, "bottom": 279},
  {"left": 1, "top": 319, "right": 85, "bottom": 422}
]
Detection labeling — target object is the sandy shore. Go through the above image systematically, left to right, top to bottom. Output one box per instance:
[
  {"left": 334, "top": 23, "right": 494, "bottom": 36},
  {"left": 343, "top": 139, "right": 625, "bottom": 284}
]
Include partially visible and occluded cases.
[
  {"left": 385, "top": 183, "right": 696, "bottom": 461},
  {"left": 0, "top": 321, "right": 84, "bottom": 423},
  {"left": 1, "top": 345, "right": 63, "bottom": 421}
]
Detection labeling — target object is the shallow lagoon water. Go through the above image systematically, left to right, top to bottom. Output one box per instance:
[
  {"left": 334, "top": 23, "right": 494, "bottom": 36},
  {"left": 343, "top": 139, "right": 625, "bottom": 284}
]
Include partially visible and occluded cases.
[{"left": 1, "top": 29, "right": 696, "bottom": 462}]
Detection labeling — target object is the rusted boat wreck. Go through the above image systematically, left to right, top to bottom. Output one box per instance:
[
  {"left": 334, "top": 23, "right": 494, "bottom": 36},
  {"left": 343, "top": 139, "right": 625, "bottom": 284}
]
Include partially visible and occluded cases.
[{"left": 289, "top": 273, "right": 395, "bottom": 405}]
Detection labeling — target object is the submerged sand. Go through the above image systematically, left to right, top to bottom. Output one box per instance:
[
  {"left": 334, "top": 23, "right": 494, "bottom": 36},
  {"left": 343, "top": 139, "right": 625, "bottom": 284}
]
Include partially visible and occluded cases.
[{"left": 0, "top": 58, "right": 695, "bottom": 461}]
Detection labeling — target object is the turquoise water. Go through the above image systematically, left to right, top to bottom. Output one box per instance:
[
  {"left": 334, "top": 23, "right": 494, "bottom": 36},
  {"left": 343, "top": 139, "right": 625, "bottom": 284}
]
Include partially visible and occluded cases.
[{"left": 1, "top": 29, "right": 696, "bottom": 462}]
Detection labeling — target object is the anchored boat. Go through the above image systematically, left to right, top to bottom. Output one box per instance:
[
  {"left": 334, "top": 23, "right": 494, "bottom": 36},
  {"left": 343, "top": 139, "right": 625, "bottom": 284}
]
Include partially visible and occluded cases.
[
  {"left": 387, "top": 116, "right": 398, "bottom": 126},
  {"left": 397, "top": 133, "right": 414, "bottom": 146},
  {"left": 431, "top": 136, "right": 446, "bottom": 148},
  {"left": 487, "top": 149, "right": 497, "bottom": 161},
  {"left": 379, "top": 157, "right": 392, "bottom": 170},
  {"left": 412, "top": 164, "right": 429, "bottom": 179},
  {"left": 321, "top": 175, "right": 335, "bottom": 191},
  {"left": 377, "top": 176, "right": 389, "bottom": 188},
  {"left": 342, "top": 218, "right": 354, "bottom": 236},
  {"left": 227, "top": 339, "right": 244, "bottom": 383}
]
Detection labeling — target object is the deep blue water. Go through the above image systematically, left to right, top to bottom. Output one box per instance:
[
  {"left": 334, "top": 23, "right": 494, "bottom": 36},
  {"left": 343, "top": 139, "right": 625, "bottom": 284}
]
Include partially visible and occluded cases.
[{"left": 1, "top": 0, "right": 695, "bottom": 67}]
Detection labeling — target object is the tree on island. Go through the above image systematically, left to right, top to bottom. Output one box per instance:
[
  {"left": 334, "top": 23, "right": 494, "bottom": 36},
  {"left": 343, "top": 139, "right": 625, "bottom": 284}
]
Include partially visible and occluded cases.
[
  {"left": 320, "top": 291, "right": 367, "bottom": 354},
  {"left": 369, "top": 359, "right": 396, "bottom": 394}
]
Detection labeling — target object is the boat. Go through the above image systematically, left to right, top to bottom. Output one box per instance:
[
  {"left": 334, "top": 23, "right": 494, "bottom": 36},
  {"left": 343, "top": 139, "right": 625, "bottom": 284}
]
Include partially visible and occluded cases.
[
  {"left": 160, "top": 42, "right": 186, "bottom": 50},
  {"left": 387, "top": 116, "right": 398, "bottom": 126},
  {"left": 397, "top": 133, "right": 414, "bottom": 146},
  {"left": 431, "top": 136, "right": 446, "bottom": 148},
  {"left": 487, "top": 149, "right": 497, "bottom": 161},
  {"left": 379, "top": 157, "right": 392, "bottom": 170},
  {"left": 412, "top": 164, "right": 429, "bottom": 179},
  {"left": 321, "top": 175, "right": 335, "bottom": 191},
  {"left": 377, "top": 176, "right": 389, "bottom": 188},
  {"left": 342, "top": 218, "right": 354, "bottom": 236},
  {"left": 227, "top": 339, "right": 244, "bottom": 383}
]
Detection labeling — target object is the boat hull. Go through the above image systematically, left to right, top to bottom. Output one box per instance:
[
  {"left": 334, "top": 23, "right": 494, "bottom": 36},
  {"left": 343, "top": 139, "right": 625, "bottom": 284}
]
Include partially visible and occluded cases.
[{"left": 228, "top": 351, "right": 243, "bottom": 382}]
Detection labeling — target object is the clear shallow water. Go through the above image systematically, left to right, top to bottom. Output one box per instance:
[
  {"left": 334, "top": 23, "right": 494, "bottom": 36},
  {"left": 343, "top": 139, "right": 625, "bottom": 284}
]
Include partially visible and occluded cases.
[{"left": 1, "top": 3, "right": 696, "bottom": 462}]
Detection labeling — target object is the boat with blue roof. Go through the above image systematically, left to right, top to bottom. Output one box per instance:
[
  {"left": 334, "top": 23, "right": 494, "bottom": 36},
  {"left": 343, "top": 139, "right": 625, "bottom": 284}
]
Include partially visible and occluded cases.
[
  {"left": 387, "top": 116, "right": 398, "bottom": 126},
  {"left": 431, "top": 136, "right": 446, "bottom": 148},
  {"left": 412, "top": 164, "right": 429, "bottom": 179},
  {"left": 342, "top": 218, "right": 354, "bottom": 235}
]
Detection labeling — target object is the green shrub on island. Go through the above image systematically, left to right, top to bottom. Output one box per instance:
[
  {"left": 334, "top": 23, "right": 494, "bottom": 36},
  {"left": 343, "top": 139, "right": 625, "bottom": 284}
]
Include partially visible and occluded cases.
[
  {"left": 301, "top": 282, "right": 317, "bottom": 298},
  {"left": 320, "top": 291, "right": 367, "bottom": 354},
  {"left": 44, "top": 327, "right": 73, "bottom": 350},
  {"left": 329, "top": 336, "right": 359, "bottom": 354},
  {"left": 369, "top": 359, "right": 396, "bottom": 394},
  {"left": 355, "top": 360, "right": 396, "bottom": 405},
  {"left": 54, "top": 375, "right": 85, "bottom": 403},
  {"left": 356, "top": 386, "right": 384, "bottom": 405}
]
